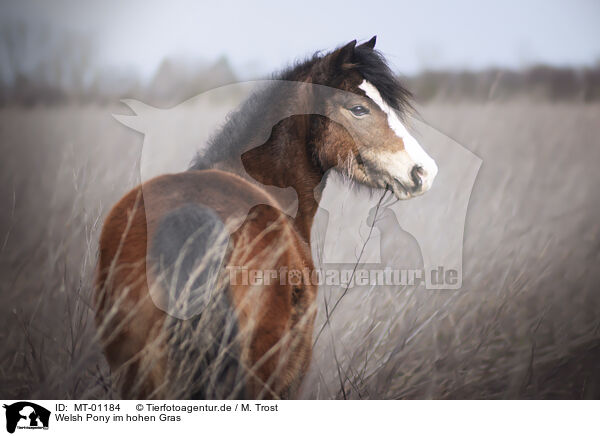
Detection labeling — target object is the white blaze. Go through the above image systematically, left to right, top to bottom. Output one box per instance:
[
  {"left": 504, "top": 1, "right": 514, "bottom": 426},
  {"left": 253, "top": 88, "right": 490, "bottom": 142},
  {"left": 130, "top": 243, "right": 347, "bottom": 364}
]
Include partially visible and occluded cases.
[{"left": 358, "top": 80, "right": 438, "bottom": 190}]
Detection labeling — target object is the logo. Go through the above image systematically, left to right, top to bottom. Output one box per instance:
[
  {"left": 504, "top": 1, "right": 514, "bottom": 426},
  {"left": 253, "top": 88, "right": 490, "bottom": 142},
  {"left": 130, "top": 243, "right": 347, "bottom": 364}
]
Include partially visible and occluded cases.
[
  {"left": 114, "top": 80, "right": 481, "bottom": 318},
  {"left": 3, "top": 402, "right": 50, "bottom": 433}
]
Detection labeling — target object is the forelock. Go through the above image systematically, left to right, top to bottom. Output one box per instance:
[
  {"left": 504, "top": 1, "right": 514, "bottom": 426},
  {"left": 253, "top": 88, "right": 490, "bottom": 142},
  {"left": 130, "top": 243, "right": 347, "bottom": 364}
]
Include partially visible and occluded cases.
[{"left": 353, "top": 46, "right": 413, "bottom": 114}]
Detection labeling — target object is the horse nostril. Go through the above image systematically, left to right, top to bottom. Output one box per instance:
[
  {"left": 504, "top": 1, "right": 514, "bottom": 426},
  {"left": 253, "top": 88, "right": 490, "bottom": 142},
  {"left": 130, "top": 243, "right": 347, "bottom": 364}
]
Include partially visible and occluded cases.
[{"left": 410, "top": 165, "right": 425, "bottom": 190}]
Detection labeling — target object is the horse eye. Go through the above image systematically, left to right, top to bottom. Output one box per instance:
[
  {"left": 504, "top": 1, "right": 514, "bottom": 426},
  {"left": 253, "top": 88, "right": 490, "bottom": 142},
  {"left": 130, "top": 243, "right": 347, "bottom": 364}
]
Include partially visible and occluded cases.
[{"left": 349, "top": 105, "right": 370, "bottom": 117}]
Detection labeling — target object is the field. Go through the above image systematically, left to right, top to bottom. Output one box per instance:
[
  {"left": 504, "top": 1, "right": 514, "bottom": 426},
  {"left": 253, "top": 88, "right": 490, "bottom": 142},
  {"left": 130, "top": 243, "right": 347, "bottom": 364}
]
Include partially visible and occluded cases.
[{"left": 1, "top": 100, "right": 599, "bottom": 399}]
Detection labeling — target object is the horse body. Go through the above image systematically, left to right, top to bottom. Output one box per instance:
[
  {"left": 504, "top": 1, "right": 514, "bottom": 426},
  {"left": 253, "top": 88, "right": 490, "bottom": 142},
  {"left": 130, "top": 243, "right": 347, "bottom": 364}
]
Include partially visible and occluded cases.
[
  {"left": 95, "top": 36, "right": 437, "bottom": 399},
  {"left": 95, "top": 170, "right": 315, "bottom": 398}
]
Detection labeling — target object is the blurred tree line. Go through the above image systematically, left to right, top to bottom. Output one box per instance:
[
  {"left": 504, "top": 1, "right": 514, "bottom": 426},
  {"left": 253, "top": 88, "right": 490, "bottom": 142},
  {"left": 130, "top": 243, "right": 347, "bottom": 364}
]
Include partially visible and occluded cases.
[
  {"left": 0, "top": 22, "right": 238, "bottom": 106},
  {"left": 1, "top": 22, "right": 599, "bottom": 106},
  {"left": 406, "top": 65, "right": 600, "bottom": 103}
]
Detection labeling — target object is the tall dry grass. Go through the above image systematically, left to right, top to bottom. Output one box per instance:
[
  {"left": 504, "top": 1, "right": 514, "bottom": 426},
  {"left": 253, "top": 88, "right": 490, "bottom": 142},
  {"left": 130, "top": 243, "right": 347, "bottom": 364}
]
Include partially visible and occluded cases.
[{"left": 1, "top": 101, "right": 599, "bottom": 399}]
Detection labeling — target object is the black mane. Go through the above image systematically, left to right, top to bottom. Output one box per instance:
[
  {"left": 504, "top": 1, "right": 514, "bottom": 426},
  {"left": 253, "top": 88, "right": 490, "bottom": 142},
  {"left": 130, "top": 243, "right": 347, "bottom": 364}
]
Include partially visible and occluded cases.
[{"left": 190, "top": 41, "right": 412, "bottom": 170}]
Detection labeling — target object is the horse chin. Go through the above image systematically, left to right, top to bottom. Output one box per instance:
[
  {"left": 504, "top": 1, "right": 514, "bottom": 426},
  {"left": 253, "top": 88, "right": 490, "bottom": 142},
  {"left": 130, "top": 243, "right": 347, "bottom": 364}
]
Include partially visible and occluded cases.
[
  {"left": 332, "top": 167, "right": 418, "bottom": 201},
  {"left": 387, "top": 179, "right": 423, "bottom": 201},
  {"left": 388, "top": 185, "right": 410, "bottom": 200},
  {"left": 392, "top": 190, "right": 412, "bottom": 200}
]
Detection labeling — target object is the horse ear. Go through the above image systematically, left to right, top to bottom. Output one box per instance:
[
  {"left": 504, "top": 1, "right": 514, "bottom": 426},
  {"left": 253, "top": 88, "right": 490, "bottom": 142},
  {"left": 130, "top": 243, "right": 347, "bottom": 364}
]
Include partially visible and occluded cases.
[
  {"left": 360, "top": 35, "right": 377, "bottom": 49},
  {"left": 336, "top": 39, "right": 357, "bottom": 65}
]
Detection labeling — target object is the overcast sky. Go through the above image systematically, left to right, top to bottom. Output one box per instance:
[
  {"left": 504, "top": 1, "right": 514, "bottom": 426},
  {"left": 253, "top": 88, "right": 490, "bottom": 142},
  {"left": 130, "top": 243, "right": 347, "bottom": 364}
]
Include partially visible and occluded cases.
[{"left": 2, "top": 0, "right": 600, "bottom": 80}]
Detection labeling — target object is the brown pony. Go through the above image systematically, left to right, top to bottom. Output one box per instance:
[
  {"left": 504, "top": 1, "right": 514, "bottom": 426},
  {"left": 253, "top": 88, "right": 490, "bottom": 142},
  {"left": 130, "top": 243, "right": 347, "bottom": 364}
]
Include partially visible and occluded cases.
[{"left": 94, "top": 36, "right": 438, "bottom": 399}]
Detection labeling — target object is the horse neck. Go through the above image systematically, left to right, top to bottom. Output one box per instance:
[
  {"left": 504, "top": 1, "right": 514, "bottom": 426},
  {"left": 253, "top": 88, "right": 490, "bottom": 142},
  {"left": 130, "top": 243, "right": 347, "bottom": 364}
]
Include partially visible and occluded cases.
[{"left": 241, "top": 117, "right": 324, "bottom": 244}]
